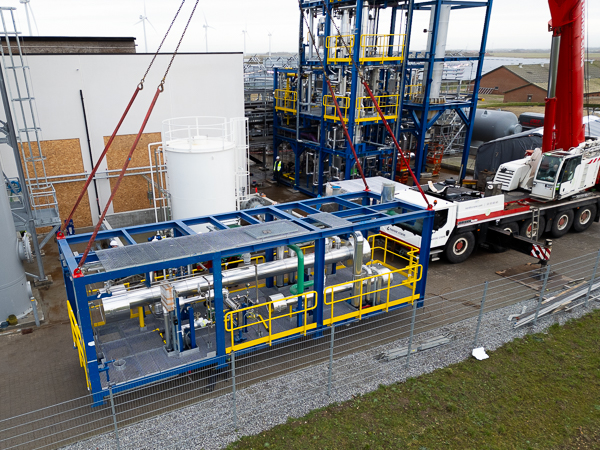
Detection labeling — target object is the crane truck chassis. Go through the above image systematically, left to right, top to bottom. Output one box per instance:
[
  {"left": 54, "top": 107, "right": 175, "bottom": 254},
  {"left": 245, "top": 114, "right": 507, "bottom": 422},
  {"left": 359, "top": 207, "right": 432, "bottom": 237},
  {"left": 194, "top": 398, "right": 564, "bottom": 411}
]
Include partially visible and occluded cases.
[{"left": 379, "top": 176, "right": 598, "bottom": 264}]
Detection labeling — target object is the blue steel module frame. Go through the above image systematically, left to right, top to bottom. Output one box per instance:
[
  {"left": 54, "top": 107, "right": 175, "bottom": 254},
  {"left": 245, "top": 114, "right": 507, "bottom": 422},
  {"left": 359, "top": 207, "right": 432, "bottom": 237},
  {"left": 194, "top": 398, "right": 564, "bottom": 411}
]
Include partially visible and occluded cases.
[
  {"left": 273, "top": 0, "right": 493, "bottom": 196},
  {"left": 401, "top": 0, "right": 493, "bottom": 181},
  {"left": 58, "top": 190, "right": 433, "bottom": 402}
]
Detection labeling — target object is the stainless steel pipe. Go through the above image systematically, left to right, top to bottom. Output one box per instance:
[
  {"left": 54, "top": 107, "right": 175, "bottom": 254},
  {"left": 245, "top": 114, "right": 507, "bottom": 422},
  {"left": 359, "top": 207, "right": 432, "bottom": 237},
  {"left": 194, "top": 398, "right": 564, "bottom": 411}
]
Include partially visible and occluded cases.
[{"left": 101, "top": 239, "right": 371, "bottom": 313}]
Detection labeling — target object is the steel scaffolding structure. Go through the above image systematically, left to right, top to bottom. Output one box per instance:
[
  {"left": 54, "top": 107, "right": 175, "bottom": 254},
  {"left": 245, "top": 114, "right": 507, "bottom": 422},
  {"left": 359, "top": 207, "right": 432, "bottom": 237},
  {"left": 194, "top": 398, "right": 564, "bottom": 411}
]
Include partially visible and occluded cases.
[{"left": 272, "top": 0, "right": 492, "bottom": 197}]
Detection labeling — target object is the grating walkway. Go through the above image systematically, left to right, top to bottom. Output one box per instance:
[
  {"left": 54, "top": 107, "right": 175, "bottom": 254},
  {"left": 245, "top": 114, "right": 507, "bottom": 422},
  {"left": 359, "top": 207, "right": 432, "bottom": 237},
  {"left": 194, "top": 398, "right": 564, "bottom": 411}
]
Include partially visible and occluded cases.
[
  {"left": 96, "top": 220, "right": 304, "bottom": 272},
  {"left": 96, "top": 266, "right": 414, "bottom": 388}
]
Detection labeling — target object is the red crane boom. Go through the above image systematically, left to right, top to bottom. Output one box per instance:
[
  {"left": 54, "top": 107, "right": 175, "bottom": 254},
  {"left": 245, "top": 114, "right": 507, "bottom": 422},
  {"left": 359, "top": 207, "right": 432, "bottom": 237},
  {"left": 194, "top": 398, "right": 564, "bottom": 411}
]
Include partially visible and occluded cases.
[{"left": 543, "top": 0, "right": 586, "bottom": 153}]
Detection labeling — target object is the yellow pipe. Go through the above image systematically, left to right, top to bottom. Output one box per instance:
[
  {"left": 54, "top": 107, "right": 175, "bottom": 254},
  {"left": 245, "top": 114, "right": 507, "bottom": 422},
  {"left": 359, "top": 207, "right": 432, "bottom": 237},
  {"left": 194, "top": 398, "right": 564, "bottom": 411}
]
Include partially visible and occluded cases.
[{"left": 138, "top": 306, "right": 145, "bottom": 329}]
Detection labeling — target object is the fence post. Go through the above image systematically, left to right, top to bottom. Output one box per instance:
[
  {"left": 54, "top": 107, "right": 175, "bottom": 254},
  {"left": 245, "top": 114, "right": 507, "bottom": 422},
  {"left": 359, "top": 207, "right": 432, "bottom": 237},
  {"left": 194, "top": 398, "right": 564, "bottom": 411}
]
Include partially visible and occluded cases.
[
  {"left": 585, "top": 249, "right": 600, "bottom": 307},
  {"left": 533, "top": 264, "right": 551, "bottom": 327},
  {"left": 473, "top": 281, "right": 488, "bottom": 347},
  {"left": 405, "top": 300, "right": 417, "bottom": 369},
  {"left": 327, "top": 324, "right": 335, "bottom": 396},
  {"left": 231, "top": 351, "right": 238, "bottom": 429},
  {"left": 108, "top": 383, "right": 120, "bottom": 450}
]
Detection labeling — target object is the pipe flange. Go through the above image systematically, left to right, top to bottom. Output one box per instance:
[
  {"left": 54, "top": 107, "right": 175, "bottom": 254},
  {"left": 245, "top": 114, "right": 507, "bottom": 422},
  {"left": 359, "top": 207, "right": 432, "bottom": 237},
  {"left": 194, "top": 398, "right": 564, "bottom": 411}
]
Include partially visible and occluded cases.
[{"left": 17, "top": 232, "right": 34, "bottom": 263}]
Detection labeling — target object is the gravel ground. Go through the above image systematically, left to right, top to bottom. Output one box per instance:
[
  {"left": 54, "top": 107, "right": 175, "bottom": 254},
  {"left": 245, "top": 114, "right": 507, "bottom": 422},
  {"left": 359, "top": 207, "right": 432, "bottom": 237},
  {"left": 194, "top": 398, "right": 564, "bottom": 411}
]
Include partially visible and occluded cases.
[{"left": 62, "top": 287, "right": 600, "bottom": 450}]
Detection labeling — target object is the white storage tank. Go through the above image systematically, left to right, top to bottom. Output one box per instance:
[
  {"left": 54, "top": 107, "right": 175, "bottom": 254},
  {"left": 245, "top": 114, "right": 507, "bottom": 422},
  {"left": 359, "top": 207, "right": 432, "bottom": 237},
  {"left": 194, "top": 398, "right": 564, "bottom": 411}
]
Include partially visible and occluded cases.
[
  {"left": 162, "top": 117, "right": 248, "bottom": 226},
  {"left": 0, "top": 156, "right": 32, "bottom": 320}
]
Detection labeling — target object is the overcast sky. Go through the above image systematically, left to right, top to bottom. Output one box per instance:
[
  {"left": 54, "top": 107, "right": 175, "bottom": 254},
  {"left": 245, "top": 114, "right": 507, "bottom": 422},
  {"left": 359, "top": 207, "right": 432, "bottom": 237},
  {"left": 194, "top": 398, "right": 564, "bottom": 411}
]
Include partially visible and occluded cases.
[{"left": 2, "top": 0, "right": 599, "bottom": 54}]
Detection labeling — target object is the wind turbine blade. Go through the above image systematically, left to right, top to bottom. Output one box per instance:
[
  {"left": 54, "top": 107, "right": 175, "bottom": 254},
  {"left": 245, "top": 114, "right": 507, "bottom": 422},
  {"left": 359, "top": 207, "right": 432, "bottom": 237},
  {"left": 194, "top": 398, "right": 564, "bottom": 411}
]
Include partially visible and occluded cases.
[
  {"left": 28, "top": 4, "right": 39, "bottom": 35},
  {"left": 203, "top": 12, "right": 209, "bottom": 27},
  {"left": 146, "top": 18, "right": 159, "bottom": 34},
  {"left": 134, "top": 19, "right": 143, "bottom": 25}
]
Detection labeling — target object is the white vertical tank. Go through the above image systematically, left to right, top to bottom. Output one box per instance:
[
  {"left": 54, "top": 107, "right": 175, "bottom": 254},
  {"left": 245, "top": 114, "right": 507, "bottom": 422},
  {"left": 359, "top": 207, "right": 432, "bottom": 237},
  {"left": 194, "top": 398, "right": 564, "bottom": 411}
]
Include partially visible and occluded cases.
[
  {"left": 162, "top": 117, "right": 248, "bottom": 227},
  {"left": 0, "top": 156, "right": 31, "bottom": 320}
]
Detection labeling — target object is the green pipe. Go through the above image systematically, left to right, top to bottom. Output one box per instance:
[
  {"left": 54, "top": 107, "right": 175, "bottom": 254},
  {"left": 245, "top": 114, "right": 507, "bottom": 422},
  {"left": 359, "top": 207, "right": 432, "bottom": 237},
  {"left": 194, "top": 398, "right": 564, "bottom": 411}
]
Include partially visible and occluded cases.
[
  {"left": 287, "top": 244, "right": 304, "bottom": 294},
  {"left": 290, "top": 279, "right": 313, "bottom": 295}
]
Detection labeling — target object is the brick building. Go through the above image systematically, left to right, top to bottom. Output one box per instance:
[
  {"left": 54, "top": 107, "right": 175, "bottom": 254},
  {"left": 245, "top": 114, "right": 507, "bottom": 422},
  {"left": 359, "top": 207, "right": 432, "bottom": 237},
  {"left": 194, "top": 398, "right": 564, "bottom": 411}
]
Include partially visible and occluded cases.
[
  {"left": 1, "top": 36, "right": 136, "bottom": 54},
  {"left": 474, "top": 62, "right": 600, "bottom": 103}
]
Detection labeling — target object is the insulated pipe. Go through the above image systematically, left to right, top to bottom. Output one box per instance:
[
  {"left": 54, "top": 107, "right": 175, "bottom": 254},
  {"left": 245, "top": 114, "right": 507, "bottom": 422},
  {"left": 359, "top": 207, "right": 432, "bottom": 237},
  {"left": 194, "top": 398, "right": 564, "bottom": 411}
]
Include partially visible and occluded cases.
[
  {"left": 424, "top": 4, "right": 451, "bottom": 99},
  {"left": 351, "top": 232, "right": 365, "bottom": 306},
  {"left": 101, "top": 239, "right": 371, "bottom": 312},
  {"left": 288, "top": 244, "right": 304, "bottom": 294},
  {"left": 276, "top": 246, "right": 285, "bottom": 287},
  {"left": 287, "top": 246, "right": 296, "bottom": 287},
  {"left": 363, "top": 265, "right": 373, "bottom": 303},
  {"left": 372, "top": 265, "right": 383, "bottom": 305},
  {"left": 272, "top": 267, "right": 393, "bottom": 313}
]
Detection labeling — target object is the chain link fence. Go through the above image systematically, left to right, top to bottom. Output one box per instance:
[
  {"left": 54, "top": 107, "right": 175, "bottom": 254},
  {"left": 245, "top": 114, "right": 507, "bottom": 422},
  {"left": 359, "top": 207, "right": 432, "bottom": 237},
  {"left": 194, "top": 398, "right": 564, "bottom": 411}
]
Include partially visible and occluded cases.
[{"left": 1, "top": 250, "right": 599, "bottom": 450}]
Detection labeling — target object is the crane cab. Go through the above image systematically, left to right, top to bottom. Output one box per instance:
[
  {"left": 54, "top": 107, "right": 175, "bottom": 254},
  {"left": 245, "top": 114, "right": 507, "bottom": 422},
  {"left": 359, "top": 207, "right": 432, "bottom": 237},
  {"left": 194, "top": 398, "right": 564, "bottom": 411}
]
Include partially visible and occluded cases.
[
  {"left": 531, "top": 141, "right": 600, "bottom": 201},
  {"left": 531, "top": 151, "right": 581, "bottom": 200}
]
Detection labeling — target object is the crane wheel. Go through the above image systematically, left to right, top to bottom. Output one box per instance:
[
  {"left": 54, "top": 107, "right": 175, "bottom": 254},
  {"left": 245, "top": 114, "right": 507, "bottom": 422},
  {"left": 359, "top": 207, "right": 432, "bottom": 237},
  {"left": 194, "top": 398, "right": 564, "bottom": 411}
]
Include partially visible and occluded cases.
[
  {"left": 572, "top": 204, "right": 597, "bottom": 233},
  {"left": 550, "top": 209, "right": 574, "bottom": 238},
  {"left": 520, "top": 217, "right": 545, "bottom": 241},
  {"left": 444, "top": 232, "right": 475, "bottom": 264}
]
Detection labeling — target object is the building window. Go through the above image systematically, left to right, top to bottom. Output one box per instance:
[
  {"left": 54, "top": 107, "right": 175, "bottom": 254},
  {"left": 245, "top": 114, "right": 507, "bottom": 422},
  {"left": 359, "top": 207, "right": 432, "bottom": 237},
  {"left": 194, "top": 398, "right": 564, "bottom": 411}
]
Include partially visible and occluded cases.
[
  {"left": 494, "top": 86, "right": 499, "bottom": 90},
  {"left": 527, "top": 94, "right": 533, "bottom": 102}
]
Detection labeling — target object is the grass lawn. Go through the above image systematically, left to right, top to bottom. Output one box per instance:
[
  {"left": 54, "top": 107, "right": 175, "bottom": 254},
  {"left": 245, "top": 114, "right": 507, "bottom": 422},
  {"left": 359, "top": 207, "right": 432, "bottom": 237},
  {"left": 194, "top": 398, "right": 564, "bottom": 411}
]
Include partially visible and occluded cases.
[{"left": 228, "top": 309, "right": 600, "bottom": 450}]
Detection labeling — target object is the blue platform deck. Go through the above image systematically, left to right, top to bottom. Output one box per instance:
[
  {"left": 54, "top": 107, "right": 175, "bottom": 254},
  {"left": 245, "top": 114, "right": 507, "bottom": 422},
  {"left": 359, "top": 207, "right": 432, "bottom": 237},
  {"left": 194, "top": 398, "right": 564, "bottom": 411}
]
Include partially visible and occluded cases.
[{"left": 96, "top": 265, "right": 413, "bottom": 389}]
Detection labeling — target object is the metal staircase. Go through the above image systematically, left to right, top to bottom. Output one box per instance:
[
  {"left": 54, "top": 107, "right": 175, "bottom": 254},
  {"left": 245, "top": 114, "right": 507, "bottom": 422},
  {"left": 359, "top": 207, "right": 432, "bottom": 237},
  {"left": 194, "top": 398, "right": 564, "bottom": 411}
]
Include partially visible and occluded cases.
[{"left": 0, "top": 7, "right": 60, "bottom": 230}]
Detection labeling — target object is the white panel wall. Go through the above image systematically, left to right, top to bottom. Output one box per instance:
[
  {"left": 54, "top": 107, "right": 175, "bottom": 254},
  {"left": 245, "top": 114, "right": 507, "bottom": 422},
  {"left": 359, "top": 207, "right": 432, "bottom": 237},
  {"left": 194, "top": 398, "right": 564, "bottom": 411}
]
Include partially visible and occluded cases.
[{"left": 0, "top": 52, "right": 244, "bottom": 224}]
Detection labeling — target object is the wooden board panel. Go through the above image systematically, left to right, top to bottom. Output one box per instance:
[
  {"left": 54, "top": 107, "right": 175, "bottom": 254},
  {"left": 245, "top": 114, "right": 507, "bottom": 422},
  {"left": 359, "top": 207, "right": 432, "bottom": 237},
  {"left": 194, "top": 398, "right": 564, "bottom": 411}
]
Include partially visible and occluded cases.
[
  {"left": 105, "top": 133, "right": 161, "bottom": 213},
  {"left": 19, "top": 138, "right": 93, "bottom": 227}
]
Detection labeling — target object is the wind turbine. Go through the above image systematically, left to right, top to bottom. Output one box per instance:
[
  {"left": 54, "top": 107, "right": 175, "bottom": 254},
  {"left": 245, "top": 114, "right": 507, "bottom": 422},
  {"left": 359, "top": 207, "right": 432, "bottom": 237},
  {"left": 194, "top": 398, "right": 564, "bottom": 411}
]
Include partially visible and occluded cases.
[
  {"left": 18, "top": 0, "right": 38, "bottom": 36},
  {"left": 135, "top": 1, "right": 157, "bottom": 53},
  {"left": 202, "top": 13, "right": 215, "bottom": 53},
  {"left": 242, "top": 24, "right": 248, "bottom": 55},
  {"left": 268, "top": 30, "right": 272, "bottom": 57}
]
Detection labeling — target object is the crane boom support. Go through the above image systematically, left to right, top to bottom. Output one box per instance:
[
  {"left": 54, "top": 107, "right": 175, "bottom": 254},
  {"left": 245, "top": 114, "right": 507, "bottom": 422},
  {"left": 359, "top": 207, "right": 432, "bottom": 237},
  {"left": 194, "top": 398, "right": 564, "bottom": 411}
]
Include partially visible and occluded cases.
[{"left": 544, "top": 0, "right": 586, "bottom": 152}]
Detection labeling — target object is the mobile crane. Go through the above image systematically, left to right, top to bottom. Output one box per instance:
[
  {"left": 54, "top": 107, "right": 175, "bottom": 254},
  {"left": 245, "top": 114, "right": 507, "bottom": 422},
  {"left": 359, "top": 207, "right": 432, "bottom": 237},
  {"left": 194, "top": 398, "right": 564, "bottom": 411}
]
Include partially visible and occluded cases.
[{"left": 380, "top": 0, "right": 599, "bottom": 263}]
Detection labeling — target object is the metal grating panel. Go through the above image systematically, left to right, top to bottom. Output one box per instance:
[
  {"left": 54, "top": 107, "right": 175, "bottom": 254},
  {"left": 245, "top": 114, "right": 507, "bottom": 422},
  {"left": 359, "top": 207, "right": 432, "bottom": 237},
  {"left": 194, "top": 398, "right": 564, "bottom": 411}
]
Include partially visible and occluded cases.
[
  {"left": 309, "top": 212, "right": 352, "bottom": 228},
  {"left": 95, "top": 220, "right": 305, "bottom": 272},
  {"left": 244, "top": 221, "right": 302, "bottom": 239},
  {"left": 184, "top": 233, "right": 217, "bottom": 255},
  {"left": 152, "top": 239, "right": 189, "bottom": 260},
  {"left": 136, "top": 244, "right": 162, "bottom": 264},
  {"left": 123, "top": 245, "right": 154, "bottom": 266},
  {"left": 96, "top": 247, "right": 134, "bottom": 271},
  {"left": 128, "top": 332, "right": 164, "bottom": 354},
  {"left": 101, "top": 338, "right": 132, "bottom": 360},
  {"left": 135, "top": 351, "right": 161, "bottom": 377}
]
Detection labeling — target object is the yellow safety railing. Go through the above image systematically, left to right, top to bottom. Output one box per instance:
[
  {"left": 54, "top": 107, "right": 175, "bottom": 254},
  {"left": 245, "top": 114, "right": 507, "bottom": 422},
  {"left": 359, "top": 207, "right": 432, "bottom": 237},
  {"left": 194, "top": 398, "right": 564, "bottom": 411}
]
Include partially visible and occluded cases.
[
  {"left": 326, "top": 34, "right": 405, "bottom": 64},
  {"left": 360, "top": 34, "right": 406, "bottom": 63},
  {"left": 326, "top": 35, "right": 355, "bottom": 63},
  {"left": 406, "top": 84, "right": 423, "bottom": 99},
  {"left": 274, "top": 89, "right": 297, "bottom": 114},
  {"left": 324, "top": 94, "right": 399, "bottom": 123},
  {"left": 356, "top": 94, "right": 400, "bottom": 123},
  {"left": 323, "top": 95, "right": 351, "bottom": 122},
  {"left": 369, "top": 232, "right": 420, "bottom": 273},
  {"left": 322, "top": 233, "right": 421, "bottom": 325},
  {"left": 221, "top": 254, "right": 265, "bottom": 270},
  {"left": 323, "top": 263, "right": 421, "bottom": 325},
  {"left": 224, "top": 290, "right": 318, "bottom": 353},
  {"left": 67, "top": 301, "right": 91, "bottom": 390}
]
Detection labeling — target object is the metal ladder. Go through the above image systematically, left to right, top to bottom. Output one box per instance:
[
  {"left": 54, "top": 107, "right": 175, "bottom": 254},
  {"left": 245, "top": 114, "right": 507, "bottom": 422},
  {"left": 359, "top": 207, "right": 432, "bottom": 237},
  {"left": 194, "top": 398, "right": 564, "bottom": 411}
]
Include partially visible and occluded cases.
[
  {"left": 0, "top": 7, "right": 59, "bottom": 222},
  {"left": 531, "top": 207, "right": 541, "bottom": 240}
]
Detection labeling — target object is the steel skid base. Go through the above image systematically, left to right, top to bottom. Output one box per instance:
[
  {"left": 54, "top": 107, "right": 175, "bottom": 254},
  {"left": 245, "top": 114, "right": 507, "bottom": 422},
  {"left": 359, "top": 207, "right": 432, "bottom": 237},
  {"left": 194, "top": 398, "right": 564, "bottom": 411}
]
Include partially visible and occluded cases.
[{"left": 59, "top": 187, "right": 433, "bottom": 404}]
